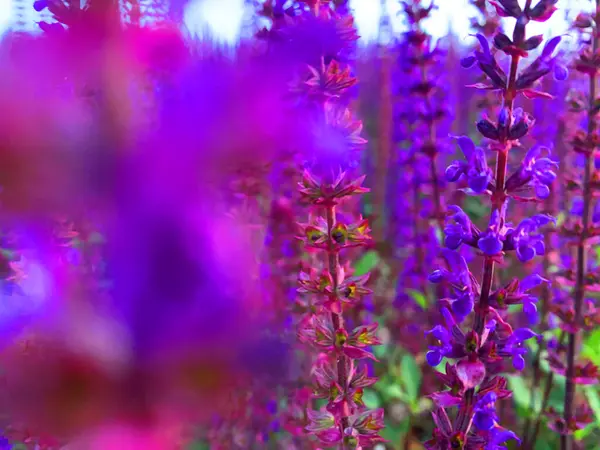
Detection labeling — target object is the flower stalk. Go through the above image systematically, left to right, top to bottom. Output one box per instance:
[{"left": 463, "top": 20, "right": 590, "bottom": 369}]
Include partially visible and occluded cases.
[
  {"left": 425, "top": 1, "right": 565, "bottom": 447},
  {"left": 292, "top": 2, "right": 384, "bottom": 449},
  {"left": 562, "top": 2, "right": 600, "bottom": 449}
]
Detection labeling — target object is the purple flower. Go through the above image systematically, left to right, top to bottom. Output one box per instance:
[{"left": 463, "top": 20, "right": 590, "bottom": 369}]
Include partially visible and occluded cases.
[
  {"left": 33, "top": 0, "right": 48, "bottom": 11},
  {"left": 461, "top": 34, "right": 507, "bottom": 90},
  {"left": 516, "top": 36, "right": 567, "bottom": 91},
  {"left": 507, "top": 108, "right": 536, "bottom": 140},
  {"left": 446, "top": 136, "right": 493, "bottom": 193},
  {"left": 505, "top": 145, "right": 558, "bottom": 199},
  {"left": 444, "top": 206, "right": 479, "bottom": 250},
  {"left": 478, "top": 209, "right": 505, "bottom": 256},
  {"left": 504, "top": 214, "right": 556, "bottom": 262},
  {"left": 428, "top": 250, "right": 473, "bottom": 292},
  {"left": 429, "top": 251, "right": 476, "bottom": 321},
  {"left": 489, "top": 273, "right": 548, "bottom": 325},
  {"left": 523, "top": 296, "right": 540, "bottom": 326},
  {"left": 425, "top": 325, "right": 453, "bottom": 367},
  {"left": 503, "top": 328, "right": 539, "bottom": 370},
  {"left": 474, "top": 392, "right": 499, "bottom": 431},
  {"left": 485, "top": 425, "right": 521, "bottom": 450}
]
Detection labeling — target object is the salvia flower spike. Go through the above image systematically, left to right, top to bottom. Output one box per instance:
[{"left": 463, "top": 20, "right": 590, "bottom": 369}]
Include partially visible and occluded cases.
[
  {"left": 426, "top": 1, "right": 562, "bottom": 448},
  {"left": 291, "top": 2, "right": 384, "bottom": 449}
]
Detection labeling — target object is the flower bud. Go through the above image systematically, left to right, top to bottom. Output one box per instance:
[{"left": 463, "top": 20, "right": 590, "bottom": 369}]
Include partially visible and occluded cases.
[{"left": 477, "top": 119, "right": 500, "bottom": 140}]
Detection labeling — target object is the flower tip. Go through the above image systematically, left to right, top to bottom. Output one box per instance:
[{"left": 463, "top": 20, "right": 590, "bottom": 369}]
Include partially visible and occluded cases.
[
  {"left": 33, "top": 0, "right": 47, "bottom": 11},
  {"left": 460, "top": 55, "right": 476, "bottom": 69},
  {"left": 554, "top": 64, "right": 569, "bottom": 81},
  {"left": 428, "top": 270, "right": 444, "bottom": 283}
]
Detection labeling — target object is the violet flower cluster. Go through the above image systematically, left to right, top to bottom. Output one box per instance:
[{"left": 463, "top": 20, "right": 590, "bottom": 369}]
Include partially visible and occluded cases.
[
  {"left": 387, "top": 0, "right": 454, "bottom": 353},
  {"left": 424, "top": 1, "right": 564, "bottom": 448}
]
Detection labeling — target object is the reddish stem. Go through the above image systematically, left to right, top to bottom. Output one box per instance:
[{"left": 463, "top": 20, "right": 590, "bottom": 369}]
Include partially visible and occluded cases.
[
  {"left": 562, "top": 4, "right": 599, "bottom": 449},
  {"left": 460, "top": 34, "right": 524, "bottom": 435},
  {"left": 325, "top": 204, "right": 350, "bottom": 448}
]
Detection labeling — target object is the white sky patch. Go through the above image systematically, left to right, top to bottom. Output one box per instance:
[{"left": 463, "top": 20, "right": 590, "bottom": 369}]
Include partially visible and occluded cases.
[
  {"left": 0, "top": 0, "right": 11, "bottom": 37},
  {"left": 0, "top": 0, "right": 593, "bottom": 48},
  {"left": 184, "top": 0, "right": 246, "bottom": 44},
  {"left": 350, "top": 0, "right": 381, "bottom": 43},
  {"left": 352, "top": 0, "right": 581, "bottom": 46}
]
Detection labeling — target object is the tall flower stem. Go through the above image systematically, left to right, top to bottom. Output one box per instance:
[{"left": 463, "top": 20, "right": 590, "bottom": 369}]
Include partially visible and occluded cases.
[
  {"left": 562, "top": 3, "right": 599, "bottom": 449},
  {"left": 294, "top": 4, "right": 384, "bottom": 449},
  {"left": 459, "top": 16, "right": 529, "bottom": 434},
  {"left": 417, "top": 41, "right": 444, "bottom": 228},
  {"left": 471, "top": 51, "right": 522, "bottom": 364},
  {"left": 325, "top": 203, "right": 351, "bottom": 439},
  {"left": 524, "top": 331, "right": 566, "bottom": 450}
]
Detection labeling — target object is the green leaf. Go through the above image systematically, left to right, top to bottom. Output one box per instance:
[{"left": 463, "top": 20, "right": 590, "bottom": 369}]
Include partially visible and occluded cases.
[
  {"left": 464, "top": 196, "right": 487, "bottom": 221},
  {"left": 434, "top": 224, "right": 444, "bottom": 245},
  {"left": 353, "top": 250, "right": 380, "bottom": 276},
  {"left": 405, "top": 288, "right": 428, "bottom": 309},
  {"left": 583, "top": 330, "right": 600, "bottom": 365},
  {"left": 373, "top": 343, "right": 389, "bottom": 360},
  {"left": 400, "top": 353, "right": 422, "bottom": 404},
  {"left": 433, "top": 357, "right": 449, "bottom": 373},
  {"left": 507, "top": 375, "right": 533, "bottom": 414},
  {"left": 547, "top": 375, "right": 566, "bottom": 412},
  {"left": 381, "top": 383, "right": 405, "bottom": 401},
  {"left": 584, "top": 385, "right": 600, "bottom": 424},
  {"left": 363, "top": 388, "right": 382, "bottom": 409},
  {"left": 381, "top": 417, "right": 406, "bottom": 444},
  {"left": 574, "top": 422, "right": 596, "bottom": 440},
  {"left": 533, "top": 438, "right": 554, "bottom": 450},
  {"left": 186, "top": 442, "right": 210, "bottom": 450},
  {"left": 9, "top": 445, "right": 28, "bottom": 450}
]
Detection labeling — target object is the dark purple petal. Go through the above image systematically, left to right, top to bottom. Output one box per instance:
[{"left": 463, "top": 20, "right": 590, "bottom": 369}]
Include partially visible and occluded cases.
[
  {"left": 33, "top": 0, "right": 48, "bottom": 12},
  {"left": 474, "top": 33, "right": 491, "bottom": 56},
  {"left": 541, "top": 36, "right": 562, "bottom": 60},
  {"left": 461, "top": 55, "right": 477, "bottom": 68},
  {"left": 554, "top": 63, "right": 568, "bottom": 81},
  {"left": 456, "top": 135, "right": 475, "bottom": 158},
  {"left": 445, "top": 163, "right": 465, "bottom": 182},
  {"left": 469, "top": 174, "right": 491, "bottom": 193},
  {"left": 535, "top": 183, "right": 550, "bottom": 198},
  {"left": 445, "top": 233, "right": 463, "bottom": 250},
  {"left": 478, "top": 234, "right": 503, "bottom": 255},
  {"left": 517, "top": 244, "right": 535, "bottom": 262},
  {"left": 428, "top": 269, "right": 447, "bottom": 283},
  {"left": 519, "top": 274, "right": 548, "bottom": 291},
  {"left": 452, "top": 294, "right": 474, "bottom": 320},
  {"left": 523, "top": 300, "right": 539, "bottom": 325},
  {"left": 427, "top": 325, "right": 451, "bottom": 343},
  {"left": 513, "top": 328, "right": 538, "bottom": 341},
  {"left": 426, "top": 350, "right": 443, "bottom": 367},
  {"left": 513, "top": 354, "right": 526, "bottom": 371},
  {"left": 474, "top": 411, "right": 496, "bottom": 431},
  {"left": 490, "top": 426, "right": 521, "bottom": 445}
]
